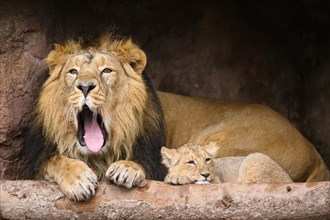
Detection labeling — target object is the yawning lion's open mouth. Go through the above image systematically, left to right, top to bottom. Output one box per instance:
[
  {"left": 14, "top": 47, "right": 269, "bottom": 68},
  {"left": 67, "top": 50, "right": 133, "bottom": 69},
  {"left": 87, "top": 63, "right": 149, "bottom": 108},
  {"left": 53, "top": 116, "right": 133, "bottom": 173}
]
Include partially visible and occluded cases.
[{"left": 78, "top": 106, "right": 106, "bottom": 152}]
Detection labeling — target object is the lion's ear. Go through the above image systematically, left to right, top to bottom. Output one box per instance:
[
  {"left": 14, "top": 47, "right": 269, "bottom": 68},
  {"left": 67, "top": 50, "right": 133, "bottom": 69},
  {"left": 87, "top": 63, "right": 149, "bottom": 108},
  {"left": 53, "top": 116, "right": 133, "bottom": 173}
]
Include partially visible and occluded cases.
[
  {"left": 120, "top": 39, "right": 147, "bottom": 75},
  {"left": 44, "top": 41, "right": 81, "bottom": 73},
  {"left": 44, "top": 44, "right": 65, "bottom": 73},
  {"left": 161, "top": 147, "right": 180, "bottom": 168}
]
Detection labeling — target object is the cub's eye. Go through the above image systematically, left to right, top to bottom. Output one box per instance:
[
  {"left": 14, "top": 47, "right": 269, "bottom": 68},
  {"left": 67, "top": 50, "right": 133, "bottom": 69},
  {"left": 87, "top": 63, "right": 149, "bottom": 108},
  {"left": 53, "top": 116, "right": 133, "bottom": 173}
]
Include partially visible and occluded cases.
[
  {"left": 102, "top": 68, "right": 112, "bottom": 74},
  {"left": 69, "top": 69, "right": 78, "bottom": 75},
  {"left": 205, "top": 158, "right": 212, "bottom": 163},
  {"left": 187, "top": 160, "right": 196, "bottom": 165}
]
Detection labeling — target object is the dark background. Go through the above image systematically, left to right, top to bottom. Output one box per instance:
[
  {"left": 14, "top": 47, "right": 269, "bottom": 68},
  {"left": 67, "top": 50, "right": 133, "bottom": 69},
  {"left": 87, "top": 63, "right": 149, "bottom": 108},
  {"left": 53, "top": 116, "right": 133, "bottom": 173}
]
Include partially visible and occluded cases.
[{"left": 1, "top": 0, "right": 329, "bottom": 179}]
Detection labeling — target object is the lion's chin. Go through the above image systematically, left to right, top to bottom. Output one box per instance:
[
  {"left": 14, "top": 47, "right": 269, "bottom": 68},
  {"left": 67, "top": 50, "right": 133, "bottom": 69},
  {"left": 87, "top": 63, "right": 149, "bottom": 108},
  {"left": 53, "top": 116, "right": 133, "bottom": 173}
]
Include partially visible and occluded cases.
[
  {"left": 77, "top": 106, "right": 107, "bottom": 153},
  {"left": 194, "top": 180, "right": 211, "bottom": 185}
]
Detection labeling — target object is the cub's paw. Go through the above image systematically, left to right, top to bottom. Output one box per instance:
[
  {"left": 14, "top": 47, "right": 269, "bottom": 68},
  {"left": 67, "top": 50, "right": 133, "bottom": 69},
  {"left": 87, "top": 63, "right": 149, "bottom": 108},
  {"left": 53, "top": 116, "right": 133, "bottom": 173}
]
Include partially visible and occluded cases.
[
  {"left": 57, "top": 160, "right": 98, "bottom": 201},
  {"left": 106, "top": 160, "right": 146, "bottom": 188},
  {"left": 164, "top": 173, "right": 192, "bottom": 185}
]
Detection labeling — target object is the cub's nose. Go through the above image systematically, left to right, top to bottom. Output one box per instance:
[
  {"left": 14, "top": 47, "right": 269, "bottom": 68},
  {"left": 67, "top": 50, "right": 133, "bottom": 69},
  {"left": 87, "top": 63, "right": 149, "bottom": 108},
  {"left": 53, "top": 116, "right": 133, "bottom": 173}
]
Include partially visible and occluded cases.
[
  {"left": 77, "top": 82, "right": 96, "bottom": 97},
  {"left": 201, "top": 172, "right": 210, "bottom": 179}
]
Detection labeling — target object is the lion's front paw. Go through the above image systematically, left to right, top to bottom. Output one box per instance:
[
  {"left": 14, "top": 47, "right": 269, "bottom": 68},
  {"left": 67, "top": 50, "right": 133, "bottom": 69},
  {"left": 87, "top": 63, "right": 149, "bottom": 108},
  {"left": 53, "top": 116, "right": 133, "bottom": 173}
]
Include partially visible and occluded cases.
[
  {"left": 106, "top": 160, "right": 146, "bottom": 188},
  {"left": 56, "top": 161, "right": 98, "bottom": 201},
  {"left": 164, "top": 173, "right": 192, "bottom": 185}
]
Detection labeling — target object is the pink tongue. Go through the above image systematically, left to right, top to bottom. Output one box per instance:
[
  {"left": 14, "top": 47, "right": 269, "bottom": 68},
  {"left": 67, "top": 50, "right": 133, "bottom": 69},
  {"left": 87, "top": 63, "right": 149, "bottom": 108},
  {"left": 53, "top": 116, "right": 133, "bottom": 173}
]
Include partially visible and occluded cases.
[{"left": 83, "top": 112, "right": 104, "bottom": 152}]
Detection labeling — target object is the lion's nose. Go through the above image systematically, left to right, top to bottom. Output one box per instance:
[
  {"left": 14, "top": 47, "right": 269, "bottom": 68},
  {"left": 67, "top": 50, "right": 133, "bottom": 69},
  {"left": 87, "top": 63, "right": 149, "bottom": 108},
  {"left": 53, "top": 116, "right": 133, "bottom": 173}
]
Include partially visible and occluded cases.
[
  {"left": 77, "top": 82, "right": 96, "bottom": 97},
  {"left": 201, "top": 172, "right": 210, "bottom": 179}
]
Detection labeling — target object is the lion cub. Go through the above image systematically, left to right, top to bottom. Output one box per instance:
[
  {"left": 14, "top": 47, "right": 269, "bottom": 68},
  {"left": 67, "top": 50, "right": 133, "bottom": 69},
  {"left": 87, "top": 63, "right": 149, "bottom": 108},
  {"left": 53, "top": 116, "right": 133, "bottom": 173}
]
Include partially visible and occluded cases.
[
  {"left": 161, "top": 143, "right": 293, "bottom": 184},
  {"left": 161, "top": 143, "right": 221, "bottom": 184}
]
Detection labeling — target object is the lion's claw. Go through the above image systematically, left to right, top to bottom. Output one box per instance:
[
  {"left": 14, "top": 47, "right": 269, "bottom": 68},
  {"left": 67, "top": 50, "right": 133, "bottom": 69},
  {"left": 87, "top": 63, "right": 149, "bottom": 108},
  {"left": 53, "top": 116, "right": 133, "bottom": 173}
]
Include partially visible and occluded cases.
[
  {"left": 106, "top": 160, "right": 146, "bottom": 188},
  {"left": 57, "top": 161, "right": 98, "bottom": 202}
]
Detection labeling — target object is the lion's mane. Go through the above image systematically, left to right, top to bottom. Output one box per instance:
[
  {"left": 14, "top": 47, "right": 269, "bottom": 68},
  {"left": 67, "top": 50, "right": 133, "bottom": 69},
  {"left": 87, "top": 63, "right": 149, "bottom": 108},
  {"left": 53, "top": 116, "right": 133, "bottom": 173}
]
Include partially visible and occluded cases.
[{"left": 25, "top": 34, "right": 166, "bottom": 180}]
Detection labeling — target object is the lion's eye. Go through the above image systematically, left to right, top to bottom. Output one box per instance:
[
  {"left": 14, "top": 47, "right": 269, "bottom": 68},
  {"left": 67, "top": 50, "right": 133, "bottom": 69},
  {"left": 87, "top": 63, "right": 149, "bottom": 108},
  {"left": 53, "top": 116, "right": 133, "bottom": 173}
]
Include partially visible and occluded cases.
[
  {"left": 102, "top": 68, "right": 112, "bottom": 74},
  {"left": 69, "top": 69, "right": 78, "bottom": 75},
  {"left": 205, "top": 158, "right": 212, "bottom": 163},
  {"left": 187, "top": 160, "right": 196, "bottom": 165}
]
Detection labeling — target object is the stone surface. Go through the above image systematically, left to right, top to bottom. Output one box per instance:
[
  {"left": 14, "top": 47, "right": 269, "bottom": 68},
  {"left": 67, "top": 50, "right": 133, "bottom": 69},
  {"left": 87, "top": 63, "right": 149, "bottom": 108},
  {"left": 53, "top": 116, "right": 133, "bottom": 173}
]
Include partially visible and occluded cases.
[
  {"left": 0, "top": 0, "right": 329, "bottom": 179},
  {"left": 0, "top": 1, "right": 57, "bottom": 179},
  {"left": 1, "top": 180, "right": 329, "bottom": 219}
]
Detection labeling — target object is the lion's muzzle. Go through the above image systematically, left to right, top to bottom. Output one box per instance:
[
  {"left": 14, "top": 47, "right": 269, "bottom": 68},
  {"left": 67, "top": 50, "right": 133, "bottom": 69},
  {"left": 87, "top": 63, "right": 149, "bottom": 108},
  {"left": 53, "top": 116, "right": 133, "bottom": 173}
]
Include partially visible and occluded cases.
[
  {"left": 77, "top": 82, "right": 96, "bottom": 98},
  {"left": 78, "top": 106, "right": 106, "bottom": 153}
]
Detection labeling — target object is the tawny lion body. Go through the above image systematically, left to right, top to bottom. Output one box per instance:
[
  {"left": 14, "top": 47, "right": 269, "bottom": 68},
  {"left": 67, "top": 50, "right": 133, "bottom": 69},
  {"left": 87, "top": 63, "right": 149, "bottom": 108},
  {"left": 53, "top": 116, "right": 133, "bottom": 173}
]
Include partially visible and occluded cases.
[{"left": 158, "top": 92, "right": 329, "bottom": 182}]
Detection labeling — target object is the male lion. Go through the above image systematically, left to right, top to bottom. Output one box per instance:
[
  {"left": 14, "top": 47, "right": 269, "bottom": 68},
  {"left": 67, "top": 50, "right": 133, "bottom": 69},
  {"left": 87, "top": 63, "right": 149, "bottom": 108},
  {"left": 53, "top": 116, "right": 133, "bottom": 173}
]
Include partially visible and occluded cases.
[
  {"left": 25, "top": 35, "right": 166, "bottom": 201},
  {"left": 161, "top": 143, "right": 293, "bottom": 185}
]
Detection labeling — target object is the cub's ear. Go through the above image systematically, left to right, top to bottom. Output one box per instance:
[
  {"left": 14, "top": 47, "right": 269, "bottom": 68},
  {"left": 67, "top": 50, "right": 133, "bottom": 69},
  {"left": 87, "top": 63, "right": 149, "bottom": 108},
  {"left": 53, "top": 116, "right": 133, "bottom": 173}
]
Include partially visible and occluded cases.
[
  {"left": 119, "top": 39, "right": 147, "bottom": 75},
  {"left": 202, "top": 142, "right": 218, "bottom": 158},
  {"left": 161, "top": 147, "right": 180, "bottom": 168}
]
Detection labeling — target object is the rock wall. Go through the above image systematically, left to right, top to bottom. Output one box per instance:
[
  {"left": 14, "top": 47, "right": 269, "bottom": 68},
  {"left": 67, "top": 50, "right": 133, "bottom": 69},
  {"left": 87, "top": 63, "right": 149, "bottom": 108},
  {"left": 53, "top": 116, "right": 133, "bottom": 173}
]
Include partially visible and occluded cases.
[
  {"left": 1, "top": 0, "right": 329, "bottom": 179},
  {"left": 0, "top": 1, "right": 54, "bottom": 178}
]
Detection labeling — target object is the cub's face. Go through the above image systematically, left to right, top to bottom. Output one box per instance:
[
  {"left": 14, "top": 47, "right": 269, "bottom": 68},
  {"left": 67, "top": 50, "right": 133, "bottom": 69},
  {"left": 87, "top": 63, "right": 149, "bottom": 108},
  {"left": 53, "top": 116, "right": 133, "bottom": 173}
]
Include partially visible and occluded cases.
[{"left": 161, "top": 144, "right": 217, "bottom": 184}]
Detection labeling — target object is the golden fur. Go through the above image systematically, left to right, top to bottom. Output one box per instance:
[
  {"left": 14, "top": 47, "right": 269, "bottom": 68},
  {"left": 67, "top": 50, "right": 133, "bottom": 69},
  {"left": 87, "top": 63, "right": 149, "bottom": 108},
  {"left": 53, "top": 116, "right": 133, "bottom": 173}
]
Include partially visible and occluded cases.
[
  {"left": 26, "top": 34, "right": 165, "bottom": 201},
  {"left": 158, "top": 92, "right": 329, "bottom": 182},
  {"left": 161, "top": 143, "right": 293, "bottom": 185}
]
